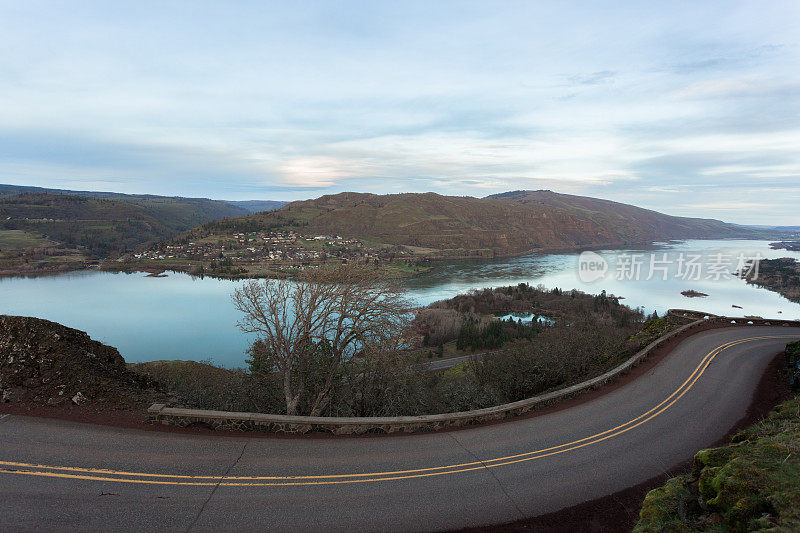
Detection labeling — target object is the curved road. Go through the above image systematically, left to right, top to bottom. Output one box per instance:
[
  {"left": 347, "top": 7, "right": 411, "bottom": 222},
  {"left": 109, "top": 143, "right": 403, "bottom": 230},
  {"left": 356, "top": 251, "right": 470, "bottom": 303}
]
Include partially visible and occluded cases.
[{"left": 1, "top": 326, "right": 798, "bottom": 531}]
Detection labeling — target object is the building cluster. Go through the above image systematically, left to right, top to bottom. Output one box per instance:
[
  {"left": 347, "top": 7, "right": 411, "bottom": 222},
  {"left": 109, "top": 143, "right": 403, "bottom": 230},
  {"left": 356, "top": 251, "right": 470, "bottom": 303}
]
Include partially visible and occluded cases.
[{"left": 128, "top": 231, "right": 411, "bottom": 265}]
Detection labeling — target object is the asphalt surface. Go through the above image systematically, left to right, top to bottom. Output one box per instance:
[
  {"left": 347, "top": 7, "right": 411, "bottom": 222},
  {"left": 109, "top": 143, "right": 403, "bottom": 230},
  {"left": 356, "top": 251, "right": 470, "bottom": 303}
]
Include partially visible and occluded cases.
[
  {"left": 1, "top": 325, "right": 798, "bottom": 532},
  {"left": 423, "top": 352, "right": 482, "bottom": 371}
]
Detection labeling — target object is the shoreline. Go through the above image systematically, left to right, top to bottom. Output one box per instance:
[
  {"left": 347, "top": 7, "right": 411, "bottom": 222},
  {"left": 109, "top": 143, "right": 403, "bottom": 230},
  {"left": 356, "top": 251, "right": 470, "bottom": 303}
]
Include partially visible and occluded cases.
[{"left": 0, "top": 237, "right": 765, "bottom": 281}]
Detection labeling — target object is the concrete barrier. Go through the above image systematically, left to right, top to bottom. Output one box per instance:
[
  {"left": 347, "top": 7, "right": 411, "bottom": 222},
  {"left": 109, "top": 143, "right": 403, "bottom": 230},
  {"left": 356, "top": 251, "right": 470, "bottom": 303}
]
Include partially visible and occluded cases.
[
  {"left": 153, "top": 309, "right": 793, "bottom": 435},
  {"left": 667, "top": 309, "right": 800, "bottom": 327}
]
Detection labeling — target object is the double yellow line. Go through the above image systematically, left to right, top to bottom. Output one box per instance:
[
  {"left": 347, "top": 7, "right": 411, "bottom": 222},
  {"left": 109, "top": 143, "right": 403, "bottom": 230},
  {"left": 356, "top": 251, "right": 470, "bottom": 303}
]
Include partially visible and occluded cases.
[{"left": 0, "top": 335, "right": 795, "bottom": 487}]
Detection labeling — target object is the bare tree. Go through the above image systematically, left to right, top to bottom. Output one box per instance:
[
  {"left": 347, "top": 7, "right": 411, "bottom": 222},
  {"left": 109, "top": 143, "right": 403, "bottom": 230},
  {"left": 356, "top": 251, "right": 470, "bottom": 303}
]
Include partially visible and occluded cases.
[{"left": 232, "top": 263, "right": 411, "bottom": 416}]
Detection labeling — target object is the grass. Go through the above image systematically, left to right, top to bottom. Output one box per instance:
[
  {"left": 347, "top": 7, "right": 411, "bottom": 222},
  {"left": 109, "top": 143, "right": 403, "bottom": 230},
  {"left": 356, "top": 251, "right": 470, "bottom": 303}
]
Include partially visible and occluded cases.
[
  {"left": 0, "top": 229, "right": 51, "bottom": 250},
  {"left": 382, "top": 262, "right": 432, "bottom": 278},
  {"left": 384, "top": 262, "right": 432, "bottom": 273},
  {"left": 129, "top": 360, "right": 282, "bottom": 413},
  {"left": 634, "top": 390, "right": 800, "bottom": 532}
]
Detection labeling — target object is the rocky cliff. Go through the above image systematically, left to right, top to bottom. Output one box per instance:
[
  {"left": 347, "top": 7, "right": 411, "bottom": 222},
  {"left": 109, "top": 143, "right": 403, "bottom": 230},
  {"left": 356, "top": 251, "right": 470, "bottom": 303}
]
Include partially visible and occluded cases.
[{"left": 0, "top": 315, "right": 154, "bottom": 407}]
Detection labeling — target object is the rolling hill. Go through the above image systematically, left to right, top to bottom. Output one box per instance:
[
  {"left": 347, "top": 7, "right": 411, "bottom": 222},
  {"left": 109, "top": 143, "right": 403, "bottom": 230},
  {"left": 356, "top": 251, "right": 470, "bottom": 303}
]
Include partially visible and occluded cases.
[
  {"left": 0, "top": 184, "right": 289, "bottom": 258},
  {"left": 0, "top": 184, "right": 249, "bottom": 228},
  {"left": 195, "top": 190, "right": 777, "bottom": 257},
  {"left": 486, "top": 190, "right": 763, "bottom": 243},
  {"left": 1, "top": 193, "right": 204, "bottom": 256}
]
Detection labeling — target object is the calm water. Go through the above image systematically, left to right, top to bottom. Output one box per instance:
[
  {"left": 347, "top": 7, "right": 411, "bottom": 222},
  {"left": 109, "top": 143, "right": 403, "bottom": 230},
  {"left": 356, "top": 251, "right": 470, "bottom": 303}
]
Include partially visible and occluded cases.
[{"left": 1, "top": 239, "right": 798, "bottom": 367}]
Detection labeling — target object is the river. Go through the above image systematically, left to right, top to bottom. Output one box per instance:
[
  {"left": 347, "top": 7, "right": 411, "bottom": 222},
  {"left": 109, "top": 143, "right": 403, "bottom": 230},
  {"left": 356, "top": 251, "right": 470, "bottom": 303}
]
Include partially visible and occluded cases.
[{"left": 1, "top": 239, "right": 798, "bottom": 367}]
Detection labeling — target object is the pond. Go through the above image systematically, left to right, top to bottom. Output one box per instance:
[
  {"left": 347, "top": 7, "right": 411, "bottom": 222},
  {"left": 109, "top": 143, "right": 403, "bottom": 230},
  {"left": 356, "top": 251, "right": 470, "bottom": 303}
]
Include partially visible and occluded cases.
[{"left": 494, "top": 312, "right": 555, "bottom": 325}]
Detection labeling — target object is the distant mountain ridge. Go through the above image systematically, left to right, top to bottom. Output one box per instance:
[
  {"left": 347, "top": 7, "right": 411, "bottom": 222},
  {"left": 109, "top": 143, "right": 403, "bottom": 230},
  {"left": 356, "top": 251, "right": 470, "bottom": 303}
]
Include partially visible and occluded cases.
[
  {"left": 0, "top": 184, "right": 286, "bottom": 215},
  {"left": 1, "top": 184, "right": 783, "bottom": 260},
  {"left": 485, "top": 189, "right": 760, "bottom": 243},
  {"left": 205, "top": 190, "right": 778, "bottom": 256},
  {"left": 226, "top": 199, "right": 289, "bottom": 213},
  {"left": 743, "top": 224, "right": 800, "bottom": 232}
]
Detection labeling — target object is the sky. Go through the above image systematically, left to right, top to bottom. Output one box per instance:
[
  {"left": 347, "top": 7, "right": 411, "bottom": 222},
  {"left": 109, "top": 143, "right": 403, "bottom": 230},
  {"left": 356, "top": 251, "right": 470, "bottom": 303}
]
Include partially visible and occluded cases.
[{"left": 1, "top": 1, "right": 799, "bottom": 224}]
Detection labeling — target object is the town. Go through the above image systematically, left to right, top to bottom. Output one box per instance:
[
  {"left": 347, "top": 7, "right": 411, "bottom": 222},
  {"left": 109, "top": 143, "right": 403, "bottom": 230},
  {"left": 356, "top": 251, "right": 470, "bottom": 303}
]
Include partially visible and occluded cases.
[{"left": 117, "top": 230, "right": 426, "bottom": 278}]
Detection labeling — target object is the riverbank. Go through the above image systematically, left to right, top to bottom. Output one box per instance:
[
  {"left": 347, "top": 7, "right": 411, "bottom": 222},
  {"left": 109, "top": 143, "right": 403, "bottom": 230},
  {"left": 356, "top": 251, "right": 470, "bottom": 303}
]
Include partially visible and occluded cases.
[
  {"left": 0, "top": 236, "right": 778, "bottom": 281},
  {"left": 746, "top": 257, "right": 800, "bottom": 303},
  {"left": 102, "top": 259, "right": 433, "bottom": 280}
]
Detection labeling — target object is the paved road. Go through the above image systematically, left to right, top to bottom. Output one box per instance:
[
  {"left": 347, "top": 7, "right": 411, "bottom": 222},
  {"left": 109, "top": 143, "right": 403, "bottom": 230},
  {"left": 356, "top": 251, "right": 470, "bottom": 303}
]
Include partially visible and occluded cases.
[
  {"left": 1, "top": 326, "right": 798, "bottom": 532},
  {"left": 422, "top": 352, "right": 483, "bottom": 371}
]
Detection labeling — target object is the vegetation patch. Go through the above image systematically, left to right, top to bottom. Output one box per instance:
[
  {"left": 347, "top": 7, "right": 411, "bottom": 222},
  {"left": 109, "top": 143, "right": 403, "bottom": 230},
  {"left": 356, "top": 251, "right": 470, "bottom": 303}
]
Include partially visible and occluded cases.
[{"left": 746, "top": 257, "right": 800, "bottom": 303}]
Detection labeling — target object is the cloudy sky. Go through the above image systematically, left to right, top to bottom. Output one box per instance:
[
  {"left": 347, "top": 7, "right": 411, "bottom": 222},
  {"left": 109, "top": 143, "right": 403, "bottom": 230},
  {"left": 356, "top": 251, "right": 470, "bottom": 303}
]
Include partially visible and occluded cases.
[{"left": 1, "top": 1, "right": 799, "bottom": 224}]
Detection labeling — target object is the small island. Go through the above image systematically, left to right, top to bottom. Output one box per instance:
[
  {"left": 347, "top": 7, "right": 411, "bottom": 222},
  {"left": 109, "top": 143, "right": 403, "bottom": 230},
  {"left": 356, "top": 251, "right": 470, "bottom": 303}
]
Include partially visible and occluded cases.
[{"left": 681, "top": 289, "right": 708, "bottom": 298}]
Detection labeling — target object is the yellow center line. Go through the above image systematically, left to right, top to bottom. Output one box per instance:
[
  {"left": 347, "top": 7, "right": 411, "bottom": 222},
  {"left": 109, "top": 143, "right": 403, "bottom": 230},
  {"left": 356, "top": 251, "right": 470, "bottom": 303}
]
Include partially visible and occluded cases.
[
  {"left": 1, "top": 334, "right": 796, "bottom": 487},
  {"left": 0, "top": 337, "right": 729, "bottom": 480}
]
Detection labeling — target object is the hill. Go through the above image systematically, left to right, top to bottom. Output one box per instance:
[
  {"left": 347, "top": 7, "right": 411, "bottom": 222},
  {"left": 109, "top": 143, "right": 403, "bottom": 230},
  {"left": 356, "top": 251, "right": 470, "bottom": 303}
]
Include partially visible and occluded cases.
[
  {"left": 0, "top": 183, "right": 249, "bottom": 224},
  {"left": 0, "top": 184, "right": 286, "bottom": 275},
  {"left": 0, "top": 184, "right": 287, "bottom": 215},
  {"left": 0, "top": 184, "right": 281, "bottom": 276},
  {"left": 0, "top": 186, "right": 248, "bottom": 276},
  {"left": 487, "top": 189, "right": 764, "bottom": 243},
  {"left": 194, "top": 190, "right": 776, "bottom": 257},
  {"left": 0, "top": 192, "right": 243, "bottom": 257}
]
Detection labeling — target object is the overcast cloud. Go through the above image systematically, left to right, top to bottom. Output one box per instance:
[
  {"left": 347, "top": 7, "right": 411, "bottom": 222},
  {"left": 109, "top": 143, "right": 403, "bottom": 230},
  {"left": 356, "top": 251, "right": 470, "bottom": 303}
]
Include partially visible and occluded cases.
[{"left": 1, "top": 1, "right": 799, "bottom": 224}]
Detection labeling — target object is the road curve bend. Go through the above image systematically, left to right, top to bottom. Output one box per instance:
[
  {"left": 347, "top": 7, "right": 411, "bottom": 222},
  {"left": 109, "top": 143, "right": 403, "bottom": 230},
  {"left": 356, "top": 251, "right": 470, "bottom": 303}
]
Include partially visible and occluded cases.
[{"left": 1, "top": 326, "right": 798, "bottom": 532}]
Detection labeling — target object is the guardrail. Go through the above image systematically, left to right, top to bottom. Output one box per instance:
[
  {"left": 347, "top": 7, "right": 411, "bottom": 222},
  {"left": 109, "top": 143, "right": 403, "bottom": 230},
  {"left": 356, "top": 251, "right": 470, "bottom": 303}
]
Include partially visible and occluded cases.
[
  {"left": 667, "top": 309, "right": 800, "bottom": 327},
  {"left": 149, "top": 311, "right": 800, "bottom": 434}
]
